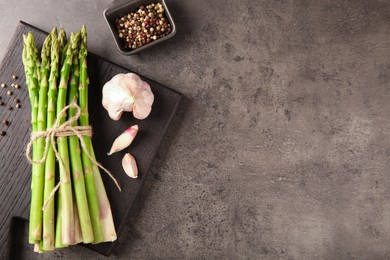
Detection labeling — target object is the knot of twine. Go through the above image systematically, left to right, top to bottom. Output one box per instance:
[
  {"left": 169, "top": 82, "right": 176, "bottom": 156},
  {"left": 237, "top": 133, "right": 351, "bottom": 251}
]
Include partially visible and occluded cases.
[{"left": 25, "top": 102, "right": 121, "bottom": 210}]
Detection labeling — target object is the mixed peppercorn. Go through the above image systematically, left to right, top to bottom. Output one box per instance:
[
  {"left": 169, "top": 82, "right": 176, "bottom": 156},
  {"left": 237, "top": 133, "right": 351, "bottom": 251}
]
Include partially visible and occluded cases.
[
  {"left": 115, "top": 2, "right": 172, "bottom": 50},
  {"left": 1, "top": 74, "right": 22, "bottom": 137}
]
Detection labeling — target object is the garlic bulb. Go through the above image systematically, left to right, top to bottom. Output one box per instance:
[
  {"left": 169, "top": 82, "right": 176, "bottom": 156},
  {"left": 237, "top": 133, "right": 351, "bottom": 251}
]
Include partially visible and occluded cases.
[{"left": 102, "top": 73, "right": 154, "bottom": 120}]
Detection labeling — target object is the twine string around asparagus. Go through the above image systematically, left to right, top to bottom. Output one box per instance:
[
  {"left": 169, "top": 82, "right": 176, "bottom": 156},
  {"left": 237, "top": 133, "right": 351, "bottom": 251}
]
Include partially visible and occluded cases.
[{"left": 25, "top": 102, "right": 121, "bottom": 210}]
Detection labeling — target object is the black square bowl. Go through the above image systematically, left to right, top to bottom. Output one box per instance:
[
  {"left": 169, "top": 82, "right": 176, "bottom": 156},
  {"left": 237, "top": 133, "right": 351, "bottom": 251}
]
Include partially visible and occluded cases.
[{"left": 103, "top": 0, "right": 176, "bottom": 55}]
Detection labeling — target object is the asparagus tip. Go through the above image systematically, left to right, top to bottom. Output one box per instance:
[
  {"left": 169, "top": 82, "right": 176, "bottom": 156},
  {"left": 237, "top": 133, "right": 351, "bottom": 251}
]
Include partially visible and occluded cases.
[{"left": 51, "top": 27, "right": 57, "bottom": 36}]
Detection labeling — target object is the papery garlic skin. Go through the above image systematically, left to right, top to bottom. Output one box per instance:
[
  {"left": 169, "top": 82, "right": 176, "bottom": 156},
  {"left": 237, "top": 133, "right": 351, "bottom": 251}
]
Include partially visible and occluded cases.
[
  {"left": 102, "top": 73, "right": 154, "bottom": 120},
  {"left": 107, "top": 125, "right": 139, "bottom": 155},
  {"left": 122, "top": 153, "right": 138, "bottom": 178}
]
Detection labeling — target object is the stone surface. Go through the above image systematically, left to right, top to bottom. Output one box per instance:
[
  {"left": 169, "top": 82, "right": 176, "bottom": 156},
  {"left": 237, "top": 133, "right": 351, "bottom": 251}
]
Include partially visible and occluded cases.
[{"left": 1, "top": 0, "right": 390, "bottom": 259}]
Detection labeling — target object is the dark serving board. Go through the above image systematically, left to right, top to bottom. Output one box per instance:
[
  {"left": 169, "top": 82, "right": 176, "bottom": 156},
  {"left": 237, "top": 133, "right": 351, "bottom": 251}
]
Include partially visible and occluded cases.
[{"left": 0, "top": 21, "right": 182, "bottom": 259}]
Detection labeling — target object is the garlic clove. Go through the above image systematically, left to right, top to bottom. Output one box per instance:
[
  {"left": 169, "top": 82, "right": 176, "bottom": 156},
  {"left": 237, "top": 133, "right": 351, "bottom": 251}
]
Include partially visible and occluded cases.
[
  {"left": 102, "top": 73, "right": 136, "bottom": 121},
  {"left": 133, "top": 86, "right": 154, "bottom": 119},
  {"left": 110, "top": 108, "right": 125, "bottom": 121},
  {"left": 107, "top": 125, "right": 139, "bottom": 155},
  {"left": 122, "top": 153, "right": 138, "bottom": 178}
]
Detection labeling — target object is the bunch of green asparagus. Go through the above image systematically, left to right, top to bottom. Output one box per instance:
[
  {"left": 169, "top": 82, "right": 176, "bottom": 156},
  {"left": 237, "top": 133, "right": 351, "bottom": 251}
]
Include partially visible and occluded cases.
[{"left": 22, "top": 26, "right": 116, "bottom": 252}]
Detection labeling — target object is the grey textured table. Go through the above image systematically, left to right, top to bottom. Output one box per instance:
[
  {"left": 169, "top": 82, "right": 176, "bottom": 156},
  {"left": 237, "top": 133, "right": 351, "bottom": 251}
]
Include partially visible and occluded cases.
[{"left": 1, "top": 0, "right": 390, "bottom": 259}]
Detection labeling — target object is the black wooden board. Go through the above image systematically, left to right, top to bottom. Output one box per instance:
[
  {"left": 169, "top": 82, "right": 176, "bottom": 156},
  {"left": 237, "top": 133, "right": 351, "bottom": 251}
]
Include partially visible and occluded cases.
[{"left": 0, "top": 21, "right": 182, "bottom": 259}]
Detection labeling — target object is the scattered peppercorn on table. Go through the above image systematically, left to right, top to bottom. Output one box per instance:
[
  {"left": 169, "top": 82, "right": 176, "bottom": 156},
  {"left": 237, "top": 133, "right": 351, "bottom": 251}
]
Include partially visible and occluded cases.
[{"left": 0, "top": 75, "right": 23, "bottom": 136}]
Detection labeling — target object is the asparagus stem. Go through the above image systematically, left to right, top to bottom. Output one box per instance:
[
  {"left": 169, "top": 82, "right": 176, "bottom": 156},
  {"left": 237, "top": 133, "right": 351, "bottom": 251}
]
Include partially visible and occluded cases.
[
  {"left": 78, "top": 26, "right": 104, "bottom": 243},
  {"left": 41, "top": 28, "right": 59, "bottom": 251},
  {"left": 23, "top": 32, "right": 43, "bottom": 244},
  {"left": 56, "top": 32, "right": 80, "bottom": 246},
  {"left": 67, "top": 38, "right": 94, "bottom": 243},
  {"left": 60, "top": 42, "right": 69, "bottom": 68},
  {"left": 91, "top": 148, "right": 117, "bottom": 241},
  {"left": 54, "top": 188, "right": 65, "bottom": 248},
  {"left": 73, "top": 198, "right": 83, "bottom": 245},
  {"left": 34, "top": 244, "right": 43, "bottom": 253}
]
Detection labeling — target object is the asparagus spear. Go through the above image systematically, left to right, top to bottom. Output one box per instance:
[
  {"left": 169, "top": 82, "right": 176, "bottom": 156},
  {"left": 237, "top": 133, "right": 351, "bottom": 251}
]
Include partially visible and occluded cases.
[
  {"left": 78, "top": 25, "right": 104, "bottom": 243},
  {"left": 42, "top": 28, "right": 59, "bottom": 251},
  {"left": 54, "top": 28, "right": 68, "bottom": 248},
  {"left": 58, "top": 29, "right": 68, "bottom": 67},
  {"left": 23, "top": 32, "right": 43, "bottom": 244},
  {"left": 56, "top": 32, "right": 80, "bottom": 246},
  {"left": 29, "top": 33, "right": 41, "bottom": 85},
  {"left": 22, "top": 36, "right": 38, "bottom": 138},
  {"left": 67, "top": 37, "right": 94, "bottom": 243},
  {"left": 60, "top": 42, "right": 69, "bottom": 68}
]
